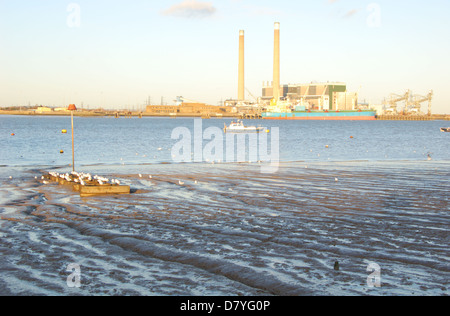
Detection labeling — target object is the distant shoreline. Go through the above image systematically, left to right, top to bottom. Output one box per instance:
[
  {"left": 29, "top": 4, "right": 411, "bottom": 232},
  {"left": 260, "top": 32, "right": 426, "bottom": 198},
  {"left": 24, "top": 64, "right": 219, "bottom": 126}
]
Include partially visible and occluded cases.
[
  {"left": 0, "top": 110, "right": 449, "bottom": 120},
  {"left": 0, "top": 110, "right": 241, "bottom": 119}
]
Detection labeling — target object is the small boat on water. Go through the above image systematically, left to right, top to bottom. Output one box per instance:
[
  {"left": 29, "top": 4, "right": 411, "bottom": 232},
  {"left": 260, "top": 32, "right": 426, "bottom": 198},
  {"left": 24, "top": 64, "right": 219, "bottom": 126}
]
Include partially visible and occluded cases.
[
  {"left": 224, "top": 120, "right": 265, "bottom": 133},
  {"left": 440, "top": 128, "right": 450, "bottom": 132}
]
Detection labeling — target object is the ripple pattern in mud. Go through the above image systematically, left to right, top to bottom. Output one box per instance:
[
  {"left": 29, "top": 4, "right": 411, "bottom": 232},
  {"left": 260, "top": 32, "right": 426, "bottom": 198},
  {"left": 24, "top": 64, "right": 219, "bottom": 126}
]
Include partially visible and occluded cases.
[{"left": 0, "top": 162, "right": 449, "bottom": 296}]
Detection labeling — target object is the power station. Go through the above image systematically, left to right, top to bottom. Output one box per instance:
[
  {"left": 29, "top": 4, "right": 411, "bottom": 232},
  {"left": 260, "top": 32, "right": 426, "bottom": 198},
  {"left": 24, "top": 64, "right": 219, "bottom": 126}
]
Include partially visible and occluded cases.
[
  {"left": 146, "top": 22, "right": 434, "bottom": 119},
  {"left": 226, "top": 22, "right": 433, "bottom": 118}
]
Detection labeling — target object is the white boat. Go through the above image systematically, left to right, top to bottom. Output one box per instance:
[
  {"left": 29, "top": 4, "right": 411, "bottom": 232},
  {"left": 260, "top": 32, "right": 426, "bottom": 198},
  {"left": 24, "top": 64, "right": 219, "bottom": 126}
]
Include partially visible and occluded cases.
[
  {"left": 224, "top": 120, "right": 265, "bottom": 133},
  {"left": 440, "top": 127, "right": 450, "bottom": 132}
]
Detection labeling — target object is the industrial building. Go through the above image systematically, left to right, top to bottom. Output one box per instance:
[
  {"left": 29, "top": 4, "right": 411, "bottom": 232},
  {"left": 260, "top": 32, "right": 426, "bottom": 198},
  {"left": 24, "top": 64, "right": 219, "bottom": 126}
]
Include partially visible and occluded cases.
[
  {"left": 227, "top": 22, "right": 361, "bottom": 112},
  {"left": 261, "top": 82, "right": 359, "bottom": 111},
  {"left": 146, "top": 97, "right": 236, "bottom": 116}
]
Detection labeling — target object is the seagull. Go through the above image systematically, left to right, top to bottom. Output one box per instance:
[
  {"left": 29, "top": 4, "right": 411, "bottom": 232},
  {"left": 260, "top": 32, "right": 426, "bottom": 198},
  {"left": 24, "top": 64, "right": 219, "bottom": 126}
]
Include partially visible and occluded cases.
[
  {"left": 139, "top": 174, "right": 142, "bottom": 178},
  {"left": 149, "top": 175, "right": 152, "bottom": 179},
  {"left": 335, "top": 178, "right": 339, "bottom": 182},
  {"left": 178, "top": 180, "right": 184, "bottom": 185}
]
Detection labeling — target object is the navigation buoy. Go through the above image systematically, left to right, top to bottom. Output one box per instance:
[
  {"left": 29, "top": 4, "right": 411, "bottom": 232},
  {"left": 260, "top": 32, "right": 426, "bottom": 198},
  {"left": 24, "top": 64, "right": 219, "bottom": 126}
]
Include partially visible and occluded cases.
[
  {"left": 62, "top": 129, "right": 67, "bottom": 134},
  {"left": 266, "top": 129, "right": 270, "bottom": 133},
  {"left": 11, "top": 133, "right": 15, "bottom": 136},
  {"left": 350, "top": 136, "right": 354, "bottom": 139},
  {"left": 60, "top": 150, "right": 64, "bottom": 154}
]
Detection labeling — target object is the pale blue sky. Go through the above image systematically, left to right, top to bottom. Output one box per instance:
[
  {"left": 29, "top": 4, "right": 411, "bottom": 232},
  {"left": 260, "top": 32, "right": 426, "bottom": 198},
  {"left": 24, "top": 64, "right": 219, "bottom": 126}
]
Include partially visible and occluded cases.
[{"left": 0, "top": 0, "right": 449, "bottom": 113}]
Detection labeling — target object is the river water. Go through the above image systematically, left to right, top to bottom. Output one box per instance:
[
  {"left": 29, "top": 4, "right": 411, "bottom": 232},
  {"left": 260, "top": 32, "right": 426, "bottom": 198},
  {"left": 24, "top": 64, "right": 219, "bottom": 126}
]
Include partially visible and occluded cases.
[{"left": 0, "top": 116, "right": 449, "bottom": 296}]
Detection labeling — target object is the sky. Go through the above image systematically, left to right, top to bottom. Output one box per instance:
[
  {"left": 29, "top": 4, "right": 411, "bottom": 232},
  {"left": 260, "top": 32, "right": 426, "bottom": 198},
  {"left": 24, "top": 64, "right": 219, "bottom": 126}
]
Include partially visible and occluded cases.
[{"left": 0, "top": 0, "right": 449, "bottom": 113}]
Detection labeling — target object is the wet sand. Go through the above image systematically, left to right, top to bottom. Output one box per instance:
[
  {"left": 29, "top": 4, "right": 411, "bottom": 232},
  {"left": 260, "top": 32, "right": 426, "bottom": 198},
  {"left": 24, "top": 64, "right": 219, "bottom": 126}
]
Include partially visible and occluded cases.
[{"left": 0, "top": 161, "right": 449, "bottom": 296}]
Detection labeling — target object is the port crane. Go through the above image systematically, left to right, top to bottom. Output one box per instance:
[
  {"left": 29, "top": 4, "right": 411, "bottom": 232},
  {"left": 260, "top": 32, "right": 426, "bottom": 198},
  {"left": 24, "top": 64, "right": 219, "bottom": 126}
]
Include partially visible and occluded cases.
[
  {"left": 246, "top": 88, "right": 258, "bottom": 102},
  {"left": 384, "top": 90, "right": 410, "bottom": 114},
  {"left": 410, "top": 90, "right": 433, "bottom": 115}
]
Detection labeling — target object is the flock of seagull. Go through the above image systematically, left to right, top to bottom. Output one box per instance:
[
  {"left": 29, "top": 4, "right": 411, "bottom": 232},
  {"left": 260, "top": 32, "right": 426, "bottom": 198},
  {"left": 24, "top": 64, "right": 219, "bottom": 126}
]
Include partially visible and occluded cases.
[
  {"left": 48, "top": 171, "right": 122, "bottom": 186},
  {"left": 40, "top": 172, "right": 191, "bottom": 187}
]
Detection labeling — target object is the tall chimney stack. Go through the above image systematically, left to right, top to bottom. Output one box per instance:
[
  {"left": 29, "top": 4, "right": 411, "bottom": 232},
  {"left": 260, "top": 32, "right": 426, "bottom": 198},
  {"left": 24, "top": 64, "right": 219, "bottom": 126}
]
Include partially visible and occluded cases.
[
  {"left": 273, "top": 22, "right": 281, "bottom": 102},
  {"left": 238, "top": 30, "right": 245, "bottom": 101}
]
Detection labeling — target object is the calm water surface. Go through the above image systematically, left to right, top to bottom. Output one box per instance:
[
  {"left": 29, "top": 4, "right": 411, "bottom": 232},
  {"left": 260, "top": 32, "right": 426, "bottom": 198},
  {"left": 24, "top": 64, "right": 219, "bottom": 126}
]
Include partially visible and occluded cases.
[{"left": 0, "top": 116, "right": 448, "bottom": 168}]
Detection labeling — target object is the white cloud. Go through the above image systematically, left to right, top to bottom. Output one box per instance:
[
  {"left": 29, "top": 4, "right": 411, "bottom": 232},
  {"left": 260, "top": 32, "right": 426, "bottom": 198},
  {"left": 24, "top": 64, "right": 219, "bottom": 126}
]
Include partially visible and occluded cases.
[
  {"left": 162, "top": 0, "right": 216, "bottom": 18},
  {"left": 344, "top": 8, "right": 361, "bottom": 18}
]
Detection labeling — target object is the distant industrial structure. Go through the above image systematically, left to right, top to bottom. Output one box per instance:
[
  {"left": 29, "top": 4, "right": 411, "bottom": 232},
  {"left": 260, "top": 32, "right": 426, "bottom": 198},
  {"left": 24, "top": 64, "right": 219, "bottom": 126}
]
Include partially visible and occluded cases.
[
  {"left": 144, "top": 22, "right": 435, "bottom": 119},
  {"left": 224, "top": 23, "right": 364, "bottom": 114},
  {"left": 238, "top": 30, "right": 245, "bottom": 102},
  {"left": 261, "top": 82, "right": 360, "bottom": 111},
  {"left": 383, "top": 89, "right": 433, "bottom": 116},
  {"left": 146, "top": 96, "right": 237, "bottom": 118}
]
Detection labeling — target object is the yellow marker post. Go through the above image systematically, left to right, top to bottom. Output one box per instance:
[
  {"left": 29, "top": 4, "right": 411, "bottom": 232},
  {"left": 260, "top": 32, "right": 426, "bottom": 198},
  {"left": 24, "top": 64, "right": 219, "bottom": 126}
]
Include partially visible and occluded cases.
[{"left": 68, "top": 104, "right": 77, "bottom": 172}]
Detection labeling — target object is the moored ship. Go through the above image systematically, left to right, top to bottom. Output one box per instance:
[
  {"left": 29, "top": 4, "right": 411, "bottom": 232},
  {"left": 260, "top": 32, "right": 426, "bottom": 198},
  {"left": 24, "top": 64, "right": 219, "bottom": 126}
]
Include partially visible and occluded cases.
[{"left": 261, "top": 98, "right": 376, "bottom": 121}]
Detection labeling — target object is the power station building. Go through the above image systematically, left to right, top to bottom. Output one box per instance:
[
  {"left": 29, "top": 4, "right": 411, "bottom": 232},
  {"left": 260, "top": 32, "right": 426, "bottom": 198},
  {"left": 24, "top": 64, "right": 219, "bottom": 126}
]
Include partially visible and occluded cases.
[
  {"left": 228, "top": 23, "right": 360, "bottom": 112},
  {"left": 261, "top": 82, "right": 359, "bottom": 111}
]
